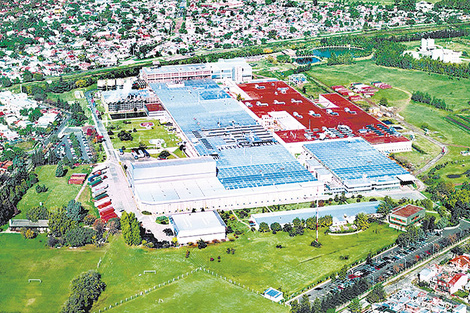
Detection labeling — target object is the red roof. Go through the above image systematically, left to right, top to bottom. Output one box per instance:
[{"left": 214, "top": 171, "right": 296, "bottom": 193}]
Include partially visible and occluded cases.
[
  {"left": 237, "top": 81, "right": 409, "bottom": 146},
  {"left": 391, "top": 204, "right": 424, "bottom": 218},
  {"left": 450, "top": 255, "right": 470, "bottom": 268},
  {"left": 449, "top": 273, "right": 466, "bottom": 286}
]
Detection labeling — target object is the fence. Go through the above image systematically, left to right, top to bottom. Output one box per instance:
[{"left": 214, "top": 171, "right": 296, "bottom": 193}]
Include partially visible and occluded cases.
[{"left": 93, "top": 267, "right": 286, "bottom": 312}]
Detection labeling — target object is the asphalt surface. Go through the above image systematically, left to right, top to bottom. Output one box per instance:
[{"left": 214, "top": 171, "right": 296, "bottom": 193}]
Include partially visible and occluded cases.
[
  {"left": 85, "top": 90, "right": 140, "bottom": 218},
  {"left": 292, "top": 220, "right": 470, "bottom": 303}
]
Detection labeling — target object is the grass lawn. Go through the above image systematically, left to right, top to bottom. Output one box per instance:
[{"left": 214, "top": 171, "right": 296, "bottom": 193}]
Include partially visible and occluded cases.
[
  {"left": 308, "top": 59, "right": 470, "bottom": 111},
  {"left": 47, "top": 84, "right": 96, "bottom": 124},
  {"left": 402, "top": 102, "right": 470, "bottom": 147},
  {"left": 107, "top": 118, "right": 180, "bottom": 150},
  {"left": 393, "top": 134, "right": 442, "bottom": 171},
  {"left": 423, "top": 145, "right": 470, "bottom": 185},
  {"left": 16, "top": 164, "right": 93, "bottom": 217},
  {"left": 77, "top": 185, "right": 99, "bottom": 218},
  {"left": 1, "top": 223, "right": 397, "bottom": 313},
  {"left": 187, "top": 223, "right": 398, "bottom": 296},
  {"left": 0, "top": 233, "right": 106, "bottom": 313},
  {"left": 108, "top": 271, "right": 288, "bottom": 313}
]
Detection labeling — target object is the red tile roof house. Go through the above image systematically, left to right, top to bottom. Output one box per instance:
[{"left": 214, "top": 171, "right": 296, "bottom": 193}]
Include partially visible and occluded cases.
[
  {"left": 389, "top": 204, "right": 425, "bottom": 231},
  {"left": 450, "top": 255, "right": 470, "bottom": 272},
  {"left": 434, "top": 272, "right": 468, "bottom": 295}
]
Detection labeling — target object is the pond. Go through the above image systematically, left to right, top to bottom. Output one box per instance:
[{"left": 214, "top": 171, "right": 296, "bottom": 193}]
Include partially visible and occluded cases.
[{"left": 294, "top": 47, "right": 362, "bottom": 64}]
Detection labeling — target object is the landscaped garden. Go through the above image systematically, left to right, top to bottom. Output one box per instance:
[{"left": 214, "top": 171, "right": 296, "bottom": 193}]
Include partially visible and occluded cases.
[{"left": 107, "top": 118, "right": 180, "bottom": 150}]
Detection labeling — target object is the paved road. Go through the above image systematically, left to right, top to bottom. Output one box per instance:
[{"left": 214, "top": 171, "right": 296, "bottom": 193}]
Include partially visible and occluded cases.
[
  {"left": 85, "top": 91, "right": 140, "bottom": 218},
  {"left": 290, "top": 219, "right": 470, "bottom": 304}
]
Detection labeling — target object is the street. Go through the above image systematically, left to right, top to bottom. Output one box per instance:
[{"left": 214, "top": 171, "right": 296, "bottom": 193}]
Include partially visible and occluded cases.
[
  {"left": 85, "top": 91, "right": 140, "bottom": 218},
  {"left": 290, "top": 220, "right": 470, "bottom": 304}
]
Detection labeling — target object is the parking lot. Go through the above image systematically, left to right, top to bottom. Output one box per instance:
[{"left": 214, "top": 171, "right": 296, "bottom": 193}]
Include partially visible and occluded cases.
[
  {"left": 54, "top": 130, "right": 93, "bottom": 163},
  {"left": 297, "top": 220, "right": 470, "bottom": 303}
]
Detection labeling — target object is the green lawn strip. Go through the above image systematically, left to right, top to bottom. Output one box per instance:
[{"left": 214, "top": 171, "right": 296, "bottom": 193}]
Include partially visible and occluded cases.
[
  {"left": 108, "top": 118, "right": 180, "bottom": 150},
  {"left": 16, "top": 164, "right": 93, "bottom": 217},
  {"left": 78, "top": 185, "right": 99, "bottom": 218},
  {"left": 187, "top": 223, "right": 398, "bottom": 296},
  {"left": 0, "top": 233, "right": 106, "bottom": 313},
  {"left": 94, "top": 236, "right": 196, "bottom": 310},
  {"left": 106, "top": 271, "right": 288, "bottom": 313}
]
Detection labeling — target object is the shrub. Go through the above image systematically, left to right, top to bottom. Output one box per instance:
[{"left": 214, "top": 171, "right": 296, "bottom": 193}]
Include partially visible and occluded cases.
[{"left": 84, "top": 215, "right": 97, "bottom": 226}]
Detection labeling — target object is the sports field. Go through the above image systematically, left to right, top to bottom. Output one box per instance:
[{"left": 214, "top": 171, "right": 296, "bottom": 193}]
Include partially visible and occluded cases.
[
  {"left": 16, "top": 164, "right": 93, "bottom": 218},
  {"left": 0, "top": 223, "right": 398, "bottom": 312},
  {"left": 108, "top": 271, "right": 288, "bottom": 313}
]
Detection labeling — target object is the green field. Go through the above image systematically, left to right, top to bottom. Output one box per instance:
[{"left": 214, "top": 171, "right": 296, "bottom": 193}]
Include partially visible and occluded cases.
[
  {"left": 308, "top": 59, "right": 469, "bottom": 111},
  {"left": 107, "top": 118, "right": 180, "bottom": 150},
  {"left": 393, "top": 134, "right": 442, "bottom": 171},
  {"left": 425, "top": 145, "right": 470, "bottom": 185},
  {"left": 16, "top": 164, "right": 93, "bottom": 217},
  {"left": 0, "top": 223, "right": 397, "bottom": 312},
  {"left": 0, "top": 233, "right": 106, "bottom": 313},
  {"left": 109, "top": 271, "right": 288, "bottom": 313}
]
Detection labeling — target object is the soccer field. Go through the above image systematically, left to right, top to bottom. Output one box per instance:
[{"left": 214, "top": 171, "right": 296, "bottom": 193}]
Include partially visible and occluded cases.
[{"left": 0, "top": 223, "right": 398, "bottom": 312}]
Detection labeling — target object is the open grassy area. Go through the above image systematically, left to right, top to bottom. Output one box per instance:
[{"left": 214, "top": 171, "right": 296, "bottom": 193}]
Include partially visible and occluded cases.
[
  {"left": 308, "top": 59, "right": 470, "bottom": 111},
  {"left": 47, "top": 84, "right": 96, "bottom": 124},
  {"left": 402, "top": 102, "right": 470, "bottom": 147},
  {"left": 107, "top": 118, "right": 180, "bottom": 150},
  {"left": 393, "top": 134, "right": 442, "bottom": 171},
  {"left": 424, "top": 145, "right": 470, "bottom": 185},
  {"left": 16, "top": 164, "right": 93, "bottom": 217},
  {"left": 77, "top": 185, "right": 99, "bottom": 218},
  {"left": 1, "top": 222, "right": 397, "bottom": 312},
  {"left": 187, "top": 223, "right": 397, "bottom": 296},
  {"left": 0, "top": 233, "right": 106, "bottom": 313},
  {"left": 108, "top": 271, "right": 288, "bottom": 313}
]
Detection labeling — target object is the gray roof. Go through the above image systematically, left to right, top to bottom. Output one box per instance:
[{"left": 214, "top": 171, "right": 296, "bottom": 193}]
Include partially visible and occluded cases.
[{"left": 9, "top": 219, "right": 49, "bottom": 227}]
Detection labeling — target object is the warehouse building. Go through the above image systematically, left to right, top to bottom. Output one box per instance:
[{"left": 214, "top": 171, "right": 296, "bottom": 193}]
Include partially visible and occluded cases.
[
  {"left": 127, "top": 79, "right": 323, "bottom": 213},
  {"left": 237, "top": 81, "right": 411, "bottom": 154},
  {"left": 303, "top": 137, "right": 411, "bottom": 193},
  {"left": 169, "top": 211, "right": 226, "bottom": 244}
]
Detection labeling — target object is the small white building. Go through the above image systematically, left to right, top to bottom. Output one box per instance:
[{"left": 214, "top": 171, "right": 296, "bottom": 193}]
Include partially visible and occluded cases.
[
  {"left": 169, "top": 211, "right": 226, "bottom": 244},
  {"left": 263, "top": 287, "right": 284, "bottom": 302}
]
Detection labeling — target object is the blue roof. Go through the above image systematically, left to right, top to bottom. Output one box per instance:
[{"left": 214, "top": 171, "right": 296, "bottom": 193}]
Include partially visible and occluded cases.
[
  {"left": 150, "top": 79, "right": 316, "bottom": 190},
  {"left": 303, "top": 138, "right": 408, "bottom": 184},
  {"left": 252, "top": 201, "right": 380, "bottom": 226}
]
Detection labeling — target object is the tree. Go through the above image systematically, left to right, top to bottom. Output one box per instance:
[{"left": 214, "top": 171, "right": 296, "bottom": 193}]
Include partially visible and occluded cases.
[
  {"left": 22, "top": 70, "right": 33, "bottom": 83},
  {"left": 379, "top": 97, "right": 389, "bottom": 106},
  {"left": 55, "top": 160, "right": 65, "bottom": 177},
  {"left": 377, "top": 196, "right": 396, "bottom": 215},
  {"left": 66, "top": 200, "right": 87, "bottom": 222},
  {"left": 26, "top": 205, "right": 49, "bottom": 222},
  {"left": 49, "top": 208, "right": 77, "bottom": 238},
  {"left": 121, "top": 211, "right": 141, "bottom": 246},
  {"left": 354, "top": 213, "right": 370, "bottom": 231},
  {"left": 306, "top": 217, "right": 316, "bottom": 230},
  {"left": 108, "top": 218, "right": 120, "bottom": 235},
  {"left": 93, "top": 219, "right": 105, "bottom": 236},
  {"left": 258, "top": 222, "right": 270, "bottom": 233},
  {"left": 270, "top": 222, "right": 282, "bottom": 232},
  {"left": 65, "top": 227, "right": 96, "bottom": 247},
  {"left": 21, "top": 228, "right": 37, "bottom": 239},
  {"left": 197, "top": 239, "right": 207, "bottom": 249},
  {"left": 338, "top": 265, "right": 348, "bottom": 280},
  {"left": 61, "top": 270, "right": 106, "bottom": 313},
  {"left": 366, "top": 283, "right": 386, "bottom": 303},
  {"left": 348, "top": 298, "right": 361, "bottom": 313}
]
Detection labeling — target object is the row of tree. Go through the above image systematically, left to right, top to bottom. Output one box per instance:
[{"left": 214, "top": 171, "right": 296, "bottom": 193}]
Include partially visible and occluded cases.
[{"left": 411, "top": 91, "right": 449, "bottom": 110}]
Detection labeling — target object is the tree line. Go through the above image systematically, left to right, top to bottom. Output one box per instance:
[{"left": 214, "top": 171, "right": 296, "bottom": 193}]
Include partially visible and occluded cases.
[{"left": 411, "top": 91, "right": 449, "bottom": 110}]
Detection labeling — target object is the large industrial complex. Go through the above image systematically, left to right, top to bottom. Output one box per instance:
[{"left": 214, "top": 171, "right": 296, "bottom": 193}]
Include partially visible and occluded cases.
[{"left": 119, "top": 62, "right": 415, "bottom": 214}]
